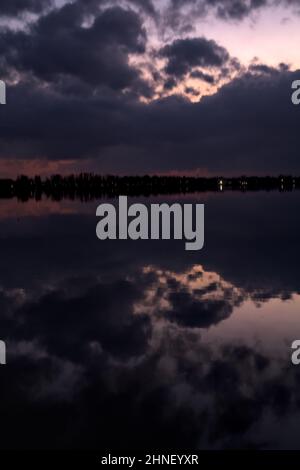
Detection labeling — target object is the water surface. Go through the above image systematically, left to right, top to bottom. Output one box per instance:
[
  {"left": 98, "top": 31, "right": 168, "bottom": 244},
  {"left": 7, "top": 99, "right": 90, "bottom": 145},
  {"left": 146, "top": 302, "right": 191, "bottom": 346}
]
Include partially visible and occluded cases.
[{"left": 0, "top": 191, "right": 299, "bottom": 449}]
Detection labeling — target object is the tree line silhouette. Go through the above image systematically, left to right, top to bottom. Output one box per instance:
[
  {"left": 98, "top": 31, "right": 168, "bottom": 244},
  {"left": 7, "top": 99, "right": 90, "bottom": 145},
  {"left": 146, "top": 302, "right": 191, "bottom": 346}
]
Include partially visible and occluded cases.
[{"left": 0, "top": 174, "right": 299, "bottom": 201}]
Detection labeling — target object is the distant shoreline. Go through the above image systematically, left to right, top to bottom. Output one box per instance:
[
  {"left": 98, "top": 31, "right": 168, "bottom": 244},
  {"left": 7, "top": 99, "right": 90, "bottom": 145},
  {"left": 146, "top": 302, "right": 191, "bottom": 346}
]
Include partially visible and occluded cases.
[{"left": 0, "top": 174, "right": 299, "bottom": 200}]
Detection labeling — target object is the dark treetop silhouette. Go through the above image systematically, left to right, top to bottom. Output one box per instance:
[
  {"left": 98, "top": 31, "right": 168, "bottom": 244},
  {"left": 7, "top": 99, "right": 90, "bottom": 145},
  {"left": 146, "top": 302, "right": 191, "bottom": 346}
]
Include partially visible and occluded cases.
[{"left": 0, "top": 174, "right": 299, "bottom": 201}]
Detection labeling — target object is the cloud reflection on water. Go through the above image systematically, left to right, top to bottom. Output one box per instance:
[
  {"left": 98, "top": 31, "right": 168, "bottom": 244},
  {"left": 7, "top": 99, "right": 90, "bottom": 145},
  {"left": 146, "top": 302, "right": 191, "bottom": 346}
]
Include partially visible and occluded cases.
[{"left": 0, "top": 192, "right": 299, "bottom": 449}]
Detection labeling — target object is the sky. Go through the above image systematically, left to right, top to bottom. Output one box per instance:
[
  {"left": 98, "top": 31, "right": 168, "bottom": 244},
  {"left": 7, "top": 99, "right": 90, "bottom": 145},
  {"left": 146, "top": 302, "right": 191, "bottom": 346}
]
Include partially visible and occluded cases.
[{"left": 0, "top": 0, "right": 300, "bottom": 176}]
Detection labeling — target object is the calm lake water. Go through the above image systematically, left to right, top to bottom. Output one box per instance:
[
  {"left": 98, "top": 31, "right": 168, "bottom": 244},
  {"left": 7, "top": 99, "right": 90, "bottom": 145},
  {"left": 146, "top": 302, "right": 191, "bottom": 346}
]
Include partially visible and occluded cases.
[{"left": 0, "top": 191, "right": 299, "bottom": 450}]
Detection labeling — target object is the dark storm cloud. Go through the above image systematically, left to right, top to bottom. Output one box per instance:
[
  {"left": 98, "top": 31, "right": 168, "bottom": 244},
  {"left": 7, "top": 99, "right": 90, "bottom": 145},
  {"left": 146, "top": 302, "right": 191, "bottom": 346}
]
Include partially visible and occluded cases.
[
  {"left": 0, "top": 0, "right": 53, "bottom": 17},
  {"left": 0, "top": 0, "right": 156, "bottom": 19},
  {"left": 128, "top": 0, "right": 157, "bottom": 17},
  {"left": 160, "top": 0, "right": 300, "bottom": 34},
  {"left": 161, "top": 0, "right": 267, "bottom": 33},
  {"left": 164, "top": 0, "right": 294, "bottom": 24},
  {"left": 210, "top": 0, "right": 267, "bottom": 20},
  {"left": 212, "top": 0, "right": 300, "bottom": 19},
  {"left": 0, "top": 2, "right": 151, "bottom": 94},
  {"left": 160, "top": 37, "right": 230, "bottom": 78},
  {"left": 249, "top": 62, "right": 289, "bottom": 75},
  {"left": 0, "top": 64, "right": 299, "bottom": 174},
  {"left": 0, "top": 65, "right": 299, "bottom": 173},
  {"left": 109, "top": 66, "right": 298, "bottom": 175},
  {"left": 190, "top": 69, "right": 215, "bottom": 84},
  {"left": 163, "top": 77, "right": 178, "bottom": 90},
  {"left": 0, "top": 81, "right": 138, "bottom": 159},
  {"left": 184, "top": 86, "right": 201, "bottom": 96}
]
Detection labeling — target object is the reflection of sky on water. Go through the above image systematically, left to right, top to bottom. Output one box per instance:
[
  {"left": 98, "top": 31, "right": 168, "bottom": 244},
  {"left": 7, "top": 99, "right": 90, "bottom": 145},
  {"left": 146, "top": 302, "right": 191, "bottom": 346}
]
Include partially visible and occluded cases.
[{"left": 0, "top": 192, "right": 300, "bottom": 449}]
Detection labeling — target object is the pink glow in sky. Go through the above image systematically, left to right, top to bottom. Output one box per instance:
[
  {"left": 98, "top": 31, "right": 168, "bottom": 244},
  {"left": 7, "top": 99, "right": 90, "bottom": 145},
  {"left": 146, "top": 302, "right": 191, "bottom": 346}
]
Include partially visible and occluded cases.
[{"left": 193, "top": 6, "right": 300, "bottom": 68}]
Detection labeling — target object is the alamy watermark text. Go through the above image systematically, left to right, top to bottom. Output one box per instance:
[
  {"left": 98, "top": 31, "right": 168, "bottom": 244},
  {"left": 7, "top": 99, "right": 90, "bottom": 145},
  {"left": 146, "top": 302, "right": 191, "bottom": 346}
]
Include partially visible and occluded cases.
[
  {"left": 0, "top": 80, "right": 6, "bottom": 105},
  {"left": 96, "top": 196, "right": 204, "bottom": 251}
]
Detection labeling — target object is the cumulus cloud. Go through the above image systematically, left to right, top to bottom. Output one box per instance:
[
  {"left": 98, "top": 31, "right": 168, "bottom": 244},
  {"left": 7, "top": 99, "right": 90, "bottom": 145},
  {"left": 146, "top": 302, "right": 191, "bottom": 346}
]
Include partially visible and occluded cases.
[
  {"left": 0, "top": 0, "right": 53, "bottom": 17},
  {"left": 159, "top": 0, "right": 267, "bottom": 34},
  {"left": 160, "top": 0, "right": 300, "bottom": 33},
  {"left": 0, "top": 2, "right": 152, "bottom": 96},
  {"left": 160, "top": 37, "right": 231, "bottom": 78},
  {"left": 1, "top": 64, "right": 299, "bottom": 175},
  {"left": 190, "top": 69, "right": 216, "bottom": 84}
]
